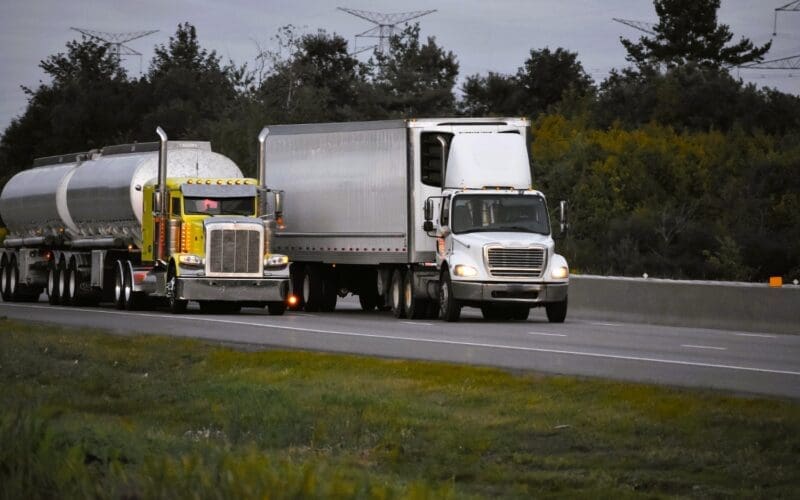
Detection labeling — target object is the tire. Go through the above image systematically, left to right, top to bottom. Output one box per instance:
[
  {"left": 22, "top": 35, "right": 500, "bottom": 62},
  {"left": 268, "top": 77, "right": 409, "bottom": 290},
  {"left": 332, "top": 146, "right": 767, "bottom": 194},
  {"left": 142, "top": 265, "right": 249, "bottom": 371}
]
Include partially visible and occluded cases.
[
  {"left": 0, "top": 258, "right": 9, "bottom": 302},
  {"left": 6, "top": 259, "right": 19, "bottom": 302},
  {"left": 56, "top": 260, "right": 69, "bottom": 305},
  {"left": 113, "top": 260, "right": 126, "bottom": 309},
  {"left": 66, "top": 261, "right": 79, "bottom": 306},
  {"left": 124, "top": 261, "right": 149, "bottom": 311},
  {"left": 47, "top": 263, "right": 59, "bottom": 305},
  {"left": 289, "top": 263, "right": 305, "bottom": 310},
  {"left": 166, "top": 265, "right": 187, "bottom": 314},
  {"left": 302, "top": 265, "right": 325, "bottom": 312},
  {"left": 438, "top": 268, "right": 461, "bottom": 322},
  {"left": 390, "top": 269, "right": 405, "bottom": 318},
  {"left": 403, "top": 270, "right": 426, "bottom": 319},
  {"left": 377, "top": 294, "right": 392, "bottom": 312},
  {"left": 546, "top": 297, "right": 568, "bottom": 323},
  {"left": 267, "top": 302, "right": 286, "bottom": 316}
]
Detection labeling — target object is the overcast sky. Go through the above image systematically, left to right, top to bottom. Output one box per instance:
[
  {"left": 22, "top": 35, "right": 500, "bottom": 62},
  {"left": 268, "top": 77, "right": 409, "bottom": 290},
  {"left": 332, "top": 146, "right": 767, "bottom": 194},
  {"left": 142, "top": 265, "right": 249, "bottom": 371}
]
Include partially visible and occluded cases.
[{"left": 1, "top": 0, "right": 797, "bottom": 133}]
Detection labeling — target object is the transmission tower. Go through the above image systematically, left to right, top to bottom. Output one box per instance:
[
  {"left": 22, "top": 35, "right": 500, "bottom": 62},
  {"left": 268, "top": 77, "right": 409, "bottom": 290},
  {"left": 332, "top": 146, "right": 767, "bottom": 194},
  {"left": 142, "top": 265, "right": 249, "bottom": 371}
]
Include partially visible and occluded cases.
[
  {"left": 773, "top": 0, "right": 800, "bottom": 35},
  {"left": 338, "top": 7, "right": 437, "bottom": 55},
  {"left": 612, "top": 18, "right": 656, "bottom": 35},
  {"left": 70, "top": 27, "right": 159, "bottom": 74},
  {"left": 739, "top": 53, "right": 800, "bottom": 70}
]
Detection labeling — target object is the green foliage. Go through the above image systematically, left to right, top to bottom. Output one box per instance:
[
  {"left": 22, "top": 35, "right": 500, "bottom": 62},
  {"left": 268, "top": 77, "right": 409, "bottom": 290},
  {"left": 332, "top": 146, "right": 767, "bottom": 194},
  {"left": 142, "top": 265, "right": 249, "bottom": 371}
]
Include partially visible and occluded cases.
[
  {"left": 621, "top": 0, "right": 771, "bottom": 69},
  {"left": 371, "top": 24, "right": 460, "bottom": 117},
  {"left": 533, "top": 115, "right": 800, "bottom": 280},
  {"left": 2, "top": 321, "right": 800, "bottom": 498}
]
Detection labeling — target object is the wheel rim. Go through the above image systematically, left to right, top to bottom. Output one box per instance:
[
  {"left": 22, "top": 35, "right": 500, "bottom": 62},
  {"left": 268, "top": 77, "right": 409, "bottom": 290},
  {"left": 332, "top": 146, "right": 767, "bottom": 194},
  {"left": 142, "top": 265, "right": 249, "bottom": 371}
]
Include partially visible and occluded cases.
[
  {"left": 114, "top": 264, "right": 123, "bottom": 304},
  {"left": 9, "top": 265, "right": 17, "bottom": 295},
  {"left": 58, "top": 265, "right": 67, "bottom": 300},
  {"left": 0, "top": 266, "right": 7, "bottom": 296},
  {"left": 47, "top": 267, "right": 56, "bottom": 297},
  {"left": 68, "top": 268, "right": 77, "bottom": 299},
  {"left": 124, "top": 268, "right": 132, "bottom": 303},
  {"left": 303, "top": 274, "right": 311, "bottom": 303},
  {"left": 392, "top": 276, "right": 401, "bottom": 310},
  {"left": 404, "top": 277, "right": 412, "bottom": 311}
]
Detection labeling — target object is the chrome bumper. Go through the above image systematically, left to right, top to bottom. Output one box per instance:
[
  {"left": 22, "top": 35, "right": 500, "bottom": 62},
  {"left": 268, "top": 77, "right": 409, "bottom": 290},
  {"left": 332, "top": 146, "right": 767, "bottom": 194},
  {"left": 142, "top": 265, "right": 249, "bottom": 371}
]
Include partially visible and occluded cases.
[
  {"left": 175, "top": 277, "right": 289, "bottom": 302},
  {"left": 451, "top": 281, "right": 568, "bottom": 304}
]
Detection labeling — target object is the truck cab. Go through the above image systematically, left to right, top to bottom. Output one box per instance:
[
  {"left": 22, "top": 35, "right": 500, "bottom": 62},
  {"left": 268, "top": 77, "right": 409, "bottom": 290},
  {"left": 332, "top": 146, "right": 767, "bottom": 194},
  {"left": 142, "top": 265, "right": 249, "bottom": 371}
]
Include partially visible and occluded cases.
[{"left": 422, "top": 126, "right": 569, "bottom": 322}]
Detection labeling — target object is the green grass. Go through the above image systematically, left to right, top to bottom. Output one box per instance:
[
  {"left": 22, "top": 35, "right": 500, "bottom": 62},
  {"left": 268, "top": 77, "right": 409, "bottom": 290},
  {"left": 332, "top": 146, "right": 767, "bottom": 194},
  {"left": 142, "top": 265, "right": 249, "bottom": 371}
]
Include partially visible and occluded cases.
[{"left": 1, "top": 318, "right": 798, "bottom": 499}]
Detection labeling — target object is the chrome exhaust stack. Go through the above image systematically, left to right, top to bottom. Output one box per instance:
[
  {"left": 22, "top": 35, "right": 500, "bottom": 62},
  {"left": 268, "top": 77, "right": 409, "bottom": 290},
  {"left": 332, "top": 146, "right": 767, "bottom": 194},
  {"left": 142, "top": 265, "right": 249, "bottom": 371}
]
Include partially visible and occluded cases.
[{"left": 155, "top": 126, "right": 168, "bottom": 262}]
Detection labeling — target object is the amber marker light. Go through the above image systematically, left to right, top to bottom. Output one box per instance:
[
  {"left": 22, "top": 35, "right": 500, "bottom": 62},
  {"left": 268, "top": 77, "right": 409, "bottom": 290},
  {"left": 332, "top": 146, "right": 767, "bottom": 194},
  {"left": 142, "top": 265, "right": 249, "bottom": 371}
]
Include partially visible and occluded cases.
[{"left": 287, "top": 295, "right": 299, "bottom": 306}]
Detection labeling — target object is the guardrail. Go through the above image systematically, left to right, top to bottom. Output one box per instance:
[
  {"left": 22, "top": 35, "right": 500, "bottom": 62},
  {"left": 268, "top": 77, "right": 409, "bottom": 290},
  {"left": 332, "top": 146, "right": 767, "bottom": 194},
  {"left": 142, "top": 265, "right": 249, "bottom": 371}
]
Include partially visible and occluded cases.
[{"left": 569, "top": 275, "right": 800, "bottom": 335}]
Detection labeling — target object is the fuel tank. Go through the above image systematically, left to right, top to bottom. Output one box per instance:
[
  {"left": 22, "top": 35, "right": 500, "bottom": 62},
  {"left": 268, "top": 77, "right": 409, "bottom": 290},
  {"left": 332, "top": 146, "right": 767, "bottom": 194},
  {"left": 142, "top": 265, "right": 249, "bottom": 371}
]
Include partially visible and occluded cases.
[{"left": 0, "top": 141, "right": 242, "bottom": 248}]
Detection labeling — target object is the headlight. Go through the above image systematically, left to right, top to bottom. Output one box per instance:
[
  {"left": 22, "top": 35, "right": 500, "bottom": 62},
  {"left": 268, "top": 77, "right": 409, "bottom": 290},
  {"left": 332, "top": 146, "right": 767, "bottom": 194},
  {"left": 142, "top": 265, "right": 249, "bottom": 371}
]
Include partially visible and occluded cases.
[
  {"left": 178, "top": 254, "right": 204, "bottom": 266},
  {"left": 264, "top": 254, "right": 289, "bottom": 268},
  {"left": 454, "top": 264, "right": 478, "bottom": 277},
  {"left": 552, "top": 266, "right": 569, "bottom": 279}
]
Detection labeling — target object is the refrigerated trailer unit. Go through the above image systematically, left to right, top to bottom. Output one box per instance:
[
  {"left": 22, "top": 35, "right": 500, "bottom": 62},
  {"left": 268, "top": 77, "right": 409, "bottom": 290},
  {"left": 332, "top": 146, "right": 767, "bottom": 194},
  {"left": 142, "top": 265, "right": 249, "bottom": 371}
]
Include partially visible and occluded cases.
[
  {"left": 263, "top": 118, "right": 569, "bottom": 322},
  {"left": 0, "top": 128, "right": 290, "bottom": 314}
]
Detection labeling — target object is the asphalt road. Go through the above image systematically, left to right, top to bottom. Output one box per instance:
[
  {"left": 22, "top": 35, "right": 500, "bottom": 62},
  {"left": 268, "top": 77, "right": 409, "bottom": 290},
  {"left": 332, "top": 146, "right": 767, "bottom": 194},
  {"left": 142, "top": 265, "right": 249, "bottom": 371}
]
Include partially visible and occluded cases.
[{"left": 2, "top": 296, "right": 799, "bottom": 399}]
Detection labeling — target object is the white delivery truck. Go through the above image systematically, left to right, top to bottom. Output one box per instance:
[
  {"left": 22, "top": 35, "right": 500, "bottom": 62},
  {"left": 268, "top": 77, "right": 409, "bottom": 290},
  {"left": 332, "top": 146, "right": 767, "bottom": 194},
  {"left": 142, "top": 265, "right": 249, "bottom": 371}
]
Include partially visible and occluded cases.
[{"left": 261, "top": 118, "right": 569, "bottom": 322}]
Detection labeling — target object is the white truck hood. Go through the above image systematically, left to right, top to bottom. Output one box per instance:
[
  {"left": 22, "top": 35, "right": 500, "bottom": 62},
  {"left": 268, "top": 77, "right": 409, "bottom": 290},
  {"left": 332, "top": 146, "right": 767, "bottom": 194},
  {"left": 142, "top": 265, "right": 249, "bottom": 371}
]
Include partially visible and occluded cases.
[{"left": 452, "top": 231, "right": 552, "bottom": 248}]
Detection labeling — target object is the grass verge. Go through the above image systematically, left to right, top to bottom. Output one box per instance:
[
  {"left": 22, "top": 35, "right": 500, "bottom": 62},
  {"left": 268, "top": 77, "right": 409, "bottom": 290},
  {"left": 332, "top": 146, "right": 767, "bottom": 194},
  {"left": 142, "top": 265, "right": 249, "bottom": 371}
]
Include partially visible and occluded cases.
[{"left": 1, "top": 318, "right": 798, "bottom": 498}]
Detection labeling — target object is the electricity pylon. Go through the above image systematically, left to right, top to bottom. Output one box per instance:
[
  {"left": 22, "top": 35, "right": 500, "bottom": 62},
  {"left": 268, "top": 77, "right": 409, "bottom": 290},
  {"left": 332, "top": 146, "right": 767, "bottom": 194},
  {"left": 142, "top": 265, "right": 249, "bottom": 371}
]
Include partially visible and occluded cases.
[
  {"left": 773, "top": 0, "right": 800, "bottom": 36},
  {"left": 338, "top": 7, "right": 436, "bottom": 55},
  {"left": 612, "top": 18, "right": 656, "bottom": 35},
  {"left": 70, "top": 27, "right": 158, "bottom": 74},
  {"left": 739, "top": 53, "right": 800, "bottom": 70}
]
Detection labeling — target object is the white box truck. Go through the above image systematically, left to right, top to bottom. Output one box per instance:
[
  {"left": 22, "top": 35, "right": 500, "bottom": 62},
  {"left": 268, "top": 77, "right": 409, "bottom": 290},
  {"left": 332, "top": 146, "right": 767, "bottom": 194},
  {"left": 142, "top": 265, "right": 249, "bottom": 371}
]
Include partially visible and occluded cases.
[{"left": 262, "top": 118, "right": 569, "bottom": 322}]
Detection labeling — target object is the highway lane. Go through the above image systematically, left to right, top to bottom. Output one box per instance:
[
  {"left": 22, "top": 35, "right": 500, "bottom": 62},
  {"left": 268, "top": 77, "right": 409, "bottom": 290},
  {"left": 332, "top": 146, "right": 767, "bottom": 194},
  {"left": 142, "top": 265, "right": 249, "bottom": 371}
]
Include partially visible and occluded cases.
[{"left": 1, "top": 297, "right": 799, "bottom": 399}]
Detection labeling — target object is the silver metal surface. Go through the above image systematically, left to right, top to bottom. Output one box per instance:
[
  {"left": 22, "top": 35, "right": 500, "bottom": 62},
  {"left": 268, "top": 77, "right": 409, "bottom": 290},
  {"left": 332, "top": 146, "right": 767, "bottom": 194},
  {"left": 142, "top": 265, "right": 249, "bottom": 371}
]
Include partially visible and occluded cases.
[
  {"left": 265, "top": 123, "right": 409, "bottom": 264},
  {"left": 0, "top": 143, "right": 242, "bottom": 248},
  {"left": 204, "top": 219, "right": 264, "bottom": 278},
  {"left": 485, "top": 246, "right": 546, "bottom": 278},
  {"left": 175, "top": 277, "right": 287, "bottom": 301},
  {"left": 451, "top": 281, "right": 567, "bottom": 304}
]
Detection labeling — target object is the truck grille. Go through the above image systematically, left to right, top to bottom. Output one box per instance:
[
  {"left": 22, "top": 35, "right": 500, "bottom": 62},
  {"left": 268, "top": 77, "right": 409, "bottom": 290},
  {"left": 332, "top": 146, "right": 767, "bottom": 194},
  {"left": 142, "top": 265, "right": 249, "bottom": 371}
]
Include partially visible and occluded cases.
[
  {"left": 207, "top": 228, "right": 261, "bottom": 275},
  {"left": 486, "top": 247, "right": 545, "bottom": 278}
]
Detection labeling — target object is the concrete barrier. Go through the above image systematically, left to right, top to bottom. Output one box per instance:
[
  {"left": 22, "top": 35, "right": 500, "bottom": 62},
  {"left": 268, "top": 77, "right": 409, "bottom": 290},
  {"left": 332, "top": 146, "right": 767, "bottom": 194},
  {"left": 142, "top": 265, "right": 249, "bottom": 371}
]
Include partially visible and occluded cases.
[{"left": 569, "top": 275, "right": 800, "bottom": 334}]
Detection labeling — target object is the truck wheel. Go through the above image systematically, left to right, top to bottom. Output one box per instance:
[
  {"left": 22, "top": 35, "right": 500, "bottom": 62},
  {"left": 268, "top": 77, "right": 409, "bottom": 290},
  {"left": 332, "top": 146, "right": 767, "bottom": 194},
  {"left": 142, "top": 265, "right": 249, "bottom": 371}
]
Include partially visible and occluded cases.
[
  {"left": 0, "top": 258, "right": 9, "bottom": 302},
  {"left": 7, "top": 258, "right": 19, "bottom": 302},
  {"left": 57, "top": 260, "right": 69, "bottom": 305},
  {"left": 114, "top": 260, "right": 126, "bottom": 309},
  {"left": 66, "top": 261, "right": 80, "bottom": 306},
  {"left": 125, "top": 261, "right": 147, "bottom": 311},
  {"left": 47, "top": 262, "right": 59, "bottom": 305},
  {"left": 289, "top": 263, "right": 305, "bottom": 310},
  {"left": 166, "top": 265, "right": 187, "bottom": 314},
  {"left": 303, "top": 265, "right": 325, "bottom": 312},
  {"left": 390, "top": 269, "right": 405, "bottom": 318},
  {"left": 439, "top": 269, "right": 461, "bottom": 322},
  {"left": 403, "top": 270, "right": 426, "bottom": 319},
  {"left": 546, "top": 297, "right": 568, "bottom": 323},
  {"left": 267, "top": 302, "right": 286, "bottom": 316}
]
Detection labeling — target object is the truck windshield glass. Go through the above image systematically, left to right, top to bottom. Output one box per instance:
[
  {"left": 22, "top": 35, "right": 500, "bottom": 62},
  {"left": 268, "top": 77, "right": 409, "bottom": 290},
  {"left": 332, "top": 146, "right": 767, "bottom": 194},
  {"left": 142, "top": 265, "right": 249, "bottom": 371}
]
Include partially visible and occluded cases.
[
  {"left": 451, "top": 194, "right": 550, "bottom": 235},
  {"left": 184, "top": 197, "right": 255, "bottom": 216}
]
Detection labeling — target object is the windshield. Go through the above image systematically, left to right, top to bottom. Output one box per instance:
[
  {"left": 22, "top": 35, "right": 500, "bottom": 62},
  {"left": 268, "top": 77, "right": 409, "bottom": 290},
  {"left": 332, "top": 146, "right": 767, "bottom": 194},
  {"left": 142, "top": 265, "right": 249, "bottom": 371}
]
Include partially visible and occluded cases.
[
  {"left": 451, "top": 194, "right": 550, "bottom": 235},
  {"left": 184, "top": 197, "right": 255, "bottom": 216}
]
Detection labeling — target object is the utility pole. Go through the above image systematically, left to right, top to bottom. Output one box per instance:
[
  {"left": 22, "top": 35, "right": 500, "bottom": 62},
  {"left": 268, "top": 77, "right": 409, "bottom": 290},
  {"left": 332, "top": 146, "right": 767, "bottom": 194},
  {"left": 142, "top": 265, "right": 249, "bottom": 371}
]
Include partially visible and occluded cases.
[
  {"left": 337, "top": 7, "right": 436, "bottom": 55},
  {"left": 70, "top": 28, "right": 158, "bottom": 75}
]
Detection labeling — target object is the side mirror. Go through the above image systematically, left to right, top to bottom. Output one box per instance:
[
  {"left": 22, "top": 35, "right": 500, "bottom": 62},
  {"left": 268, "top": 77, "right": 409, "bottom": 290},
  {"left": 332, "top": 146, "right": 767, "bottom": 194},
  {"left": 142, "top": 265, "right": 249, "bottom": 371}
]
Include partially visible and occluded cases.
[
  {"left": 274, "top": 190, "right": 284, "bottom": 218},
  {"left": 424, "top": 198, "right": 434, "bottom": 222},
  {"left": 559, "top": 200, "right": 568, "bottom": 235}
]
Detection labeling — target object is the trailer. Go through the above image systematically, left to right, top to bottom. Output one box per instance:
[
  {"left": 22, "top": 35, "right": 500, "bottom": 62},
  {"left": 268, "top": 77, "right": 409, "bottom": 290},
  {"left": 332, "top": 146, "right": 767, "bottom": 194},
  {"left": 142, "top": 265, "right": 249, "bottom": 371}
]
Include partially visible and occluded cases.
[
  {"left": 262, "top": 118, "right": 569, "bottom": 322},
  {"left": 0, "top": 128, "right": 291, "bottom": 314}
]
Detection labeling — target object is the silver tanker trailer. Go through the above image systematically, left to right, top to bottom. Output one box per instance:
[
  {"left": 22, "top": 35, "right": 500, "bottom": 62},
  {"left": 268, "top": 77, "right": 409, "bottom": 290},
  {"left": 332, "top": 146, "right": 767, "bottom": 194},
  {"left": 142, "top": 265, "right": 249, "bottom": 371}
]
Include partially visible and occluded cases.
[{"left": 0, "top": 128, "right": 291, "bottom": 314}]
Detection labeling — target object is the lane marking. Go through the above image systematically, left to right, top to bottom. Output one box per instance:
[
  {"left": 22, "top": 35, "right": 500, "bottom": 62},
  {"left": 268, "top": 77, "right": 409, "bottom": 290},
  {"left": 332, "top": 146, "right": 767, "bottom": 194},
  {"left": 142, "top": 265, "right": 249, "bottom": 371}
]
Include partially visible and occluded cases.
[
  {"left": 6, "top": 303, "right": 800, "bottom": 377},
  {"left": 401, "top": 321, "right": 434, "bottom": 326},
  {"left": 588, "top": 322, "right": 623, "bottom": 327},
  {"left": 527, "top": 332, "right": 567, "bottom": 337},
  {"left": 733, "top": 333, "right": 777, "bottom": 339},
  {"left": 681, "top": 344, "right": 727, "bottom": 351}
]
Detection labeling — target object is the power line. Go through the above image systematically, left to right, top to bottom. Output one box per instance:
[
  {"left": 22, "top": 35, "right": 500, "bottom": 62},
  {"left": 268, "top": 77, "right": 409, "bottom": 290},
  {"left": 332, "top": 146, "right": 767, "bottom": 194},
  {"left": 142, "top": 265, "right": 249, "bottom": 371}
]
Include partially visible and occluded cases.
[
  {"left": 337, "top": 7, "right": 436, "bottom": 55},
  {"left": 70, "top": 27, "right": 158, "bottom": 74},
  {"left": 739, "top": 53, "right": 800, "bottom": 70}
]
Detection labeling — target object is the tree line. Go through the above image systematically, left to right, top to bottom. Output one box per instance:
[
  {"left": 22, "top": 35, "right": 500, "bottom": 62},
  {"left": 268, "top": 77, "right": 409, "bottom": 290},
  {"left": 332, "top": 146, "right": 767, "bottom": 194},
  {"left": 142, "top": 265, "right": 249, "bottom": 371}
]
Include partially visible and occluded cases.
[{"left": 1, "top": 0, "right": 798, "bottom": 281}]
